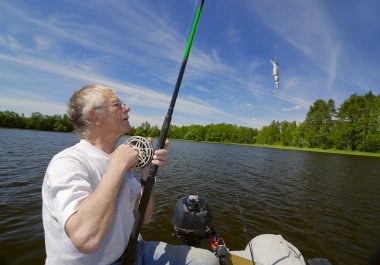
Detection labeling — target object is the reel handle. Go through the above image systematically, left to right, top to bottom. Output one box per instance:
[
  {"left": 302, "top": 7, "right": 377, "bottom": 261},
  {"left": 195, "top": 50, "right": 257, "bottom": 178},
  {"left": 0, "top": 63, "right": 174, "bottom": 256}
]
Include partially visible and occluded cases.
[{"left": 125, "top": 136, "right": 153, "bottom": 168}]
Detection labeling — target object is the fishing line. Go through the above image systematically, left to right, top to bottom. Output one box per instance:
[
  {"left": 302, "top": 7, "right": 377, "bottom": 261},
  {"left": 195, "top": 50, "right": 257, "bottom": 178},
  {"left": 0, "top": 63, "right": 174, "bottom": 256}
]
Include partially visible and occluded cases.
[
  {"left": 60, "top": 0, "right": 105, "bottom": 85},
  {"left": 80, "top": 0, "right": 105, "bottom": 66},
  {"left": 95, "top": 0, "right": 104, "bottom": 19},
  {"left": 173, "top": 0, "right": 199, "bottom": 75},
  {"left": 182, "top": 0, "right": 199, "bottom": 50},
  {"left": 270, "top": 0, "right": 281, "bottom": 94},
  {"left": 273, "top": 0, "right": 280, "bottom": 60},
  {"left": 235, "top": 193, "right": 255, "bottom": 264},
  {"left": 235, "top": 193, "right": 247, "bottom": 234}
]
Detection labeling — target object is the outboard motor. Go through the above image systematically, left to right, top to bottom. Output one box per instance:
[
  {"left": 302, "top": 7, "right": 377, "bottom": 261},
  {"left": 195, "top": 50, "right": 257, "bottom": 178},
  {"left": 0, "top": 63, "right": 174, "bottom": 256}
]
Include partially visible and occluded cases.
[{"left": 172, "top": 195, "right": 212, "bottom": 246}]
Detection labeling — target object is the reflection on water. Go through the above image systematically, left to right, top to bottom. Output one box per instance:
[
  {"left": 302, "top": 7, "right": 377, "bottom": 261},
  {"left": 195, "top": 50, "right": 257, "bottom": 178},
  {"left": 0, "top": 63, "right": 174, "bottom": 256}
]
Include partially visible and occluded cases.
[{"left": 0, "top": 128, "right": 379, "bottom": 265}]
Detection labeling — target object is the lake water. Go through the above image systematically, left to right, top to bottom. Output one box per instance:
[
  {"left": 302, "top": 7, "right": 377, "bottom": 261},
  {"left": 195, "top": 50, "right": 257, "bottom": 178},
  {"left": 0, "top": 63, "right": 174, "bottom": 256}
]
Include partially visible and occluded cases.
[{"left": 0, "top": 128, "right": 379, "bottom": 265}]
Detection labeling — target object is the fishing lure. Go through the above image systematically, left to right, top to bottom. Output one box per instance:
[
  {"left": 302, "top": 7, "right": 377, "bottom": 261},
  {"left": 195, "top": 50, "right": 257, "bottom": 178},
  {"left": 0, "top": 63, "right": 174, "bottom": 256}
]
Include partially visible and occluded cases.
[{"left": 270, "top": 59, "right": 280, "bottom": 90}]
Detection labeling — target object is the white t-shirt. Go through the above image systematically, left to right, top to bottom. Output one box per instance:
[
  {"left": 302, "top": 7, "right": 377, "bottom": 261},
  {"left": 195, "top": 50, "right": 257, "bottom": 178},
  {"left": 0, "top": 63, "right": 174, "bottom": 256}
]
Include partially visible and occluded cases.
[{"left": 42, "top": 140, "right": 141, "bottom": 265}]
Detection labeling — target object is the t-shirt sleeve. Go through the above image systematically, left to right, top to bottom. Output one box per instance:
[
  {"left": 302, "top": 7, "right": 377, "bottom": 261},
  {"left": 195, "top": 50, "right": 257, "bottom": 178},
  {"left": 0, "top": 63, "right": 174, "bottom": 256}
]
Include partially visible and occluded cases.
[{"left": 45, "top": 156, "right": 93, "bottom": 228}]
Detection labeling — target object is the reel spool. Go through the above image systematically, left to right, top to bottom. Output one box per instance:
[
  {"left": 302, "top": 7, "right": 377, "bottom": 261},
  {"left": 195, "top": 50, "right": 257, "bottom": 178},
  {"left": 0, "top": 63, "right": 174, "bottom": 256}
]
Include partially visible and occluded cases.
[{"left": 125, "top": 136, "right": 153, "bottom": 168}]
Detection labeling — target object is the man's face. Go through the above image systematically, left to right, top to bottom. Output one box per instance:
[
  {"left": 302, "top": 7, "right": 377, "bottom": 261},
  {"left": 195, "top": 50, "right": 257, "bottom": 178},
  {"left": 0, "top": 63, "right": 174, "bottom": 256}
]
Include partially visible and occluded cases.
[{"left": 98, "top": 91, "right": 131, "bottom": 137}]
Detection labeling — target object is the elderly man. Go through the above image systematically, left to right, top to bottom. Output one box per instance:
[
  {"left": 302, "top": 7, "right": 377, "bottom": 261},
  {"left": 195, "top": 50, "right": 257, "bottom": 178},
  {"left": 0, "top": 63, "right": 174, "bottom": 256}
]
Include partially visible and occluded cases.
[{"left": 42, "top": 84, "right": 217, "bottom": 265}]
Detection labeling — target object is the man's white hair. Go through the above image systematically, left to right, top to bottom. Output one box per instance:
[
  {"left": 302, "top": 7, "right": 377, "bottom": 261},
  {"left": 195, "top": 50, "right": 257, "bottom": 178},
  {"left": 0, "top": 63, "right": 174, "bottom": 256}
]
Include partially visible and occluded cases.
[{"left": 67, "top": 83, "right": 115, "bottom": 137}]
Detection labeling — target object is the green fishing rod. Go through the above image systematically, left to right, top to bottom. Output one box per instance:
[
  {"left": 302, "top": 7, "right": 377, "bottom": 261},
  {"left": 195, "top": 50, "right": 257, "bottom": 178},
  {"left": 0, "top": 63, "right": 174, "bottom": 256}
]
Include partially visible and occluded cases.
[{"left": 122, "top": 1, "right": 205, "bottom": 264}]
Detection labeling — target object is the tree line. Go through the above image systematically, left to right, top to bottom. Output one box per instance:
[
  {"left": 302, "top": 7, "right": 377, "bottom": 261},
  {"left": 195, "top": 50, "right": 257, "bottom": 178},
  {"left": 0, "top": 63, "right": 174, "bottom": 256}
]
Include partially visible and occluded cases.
[
  {"left": 1, "top": 91, "right": 379, "bottom": 152},
  {"left": 0, "top": 111, "right": 73, "bottom": 132}
]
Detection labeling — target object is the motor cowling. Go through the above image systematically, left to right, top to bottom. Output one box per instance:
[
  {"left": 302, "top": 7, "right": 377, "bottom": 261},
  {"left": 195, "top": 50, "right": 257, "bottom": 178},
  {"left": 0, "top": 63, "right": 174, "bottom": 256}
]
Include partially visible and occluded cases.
[{"left": 172, "top": 195, "right": 212, "bottom": 246}]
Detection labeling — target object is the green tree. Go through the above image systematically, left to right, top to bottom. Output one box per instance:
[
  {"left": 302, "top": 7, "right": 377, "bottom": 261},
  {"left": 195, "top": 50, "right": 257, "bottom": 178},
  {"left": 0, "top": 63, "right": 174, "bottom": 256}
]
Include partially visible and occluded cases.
[
  {"left": 336, "top": 91, "right": 380, "bottom": 151},
  {"left": 304, "top": 99, "right": 336, "bottom": 148},
  {"left": 0, "top": 111, "right": 25, "bottom": 128},
  {"left": 25, "top": 112, "right": 43, "bottom": 130},
  {"left": 54, "top": 114, "right": 74, "bottom": 132},
  {"left": 279, "top": 120, "right": 297, "bottom": 146},
  {"left": 134, "top": 121, "right": 151, "bottom": 136},
  {"left": 257, "top": 121, "right": 280, "bottom": 144},
  {"left": 294, "top": 122, "right": 310, "bottom": 148},
  {"left": 205, "top": 124, "right": 221, "bottom": 142},
  {"left": 148, "top": 125, "right": 160, "bottom": 137},
  {"left": 169, "top": 125, "right": 188, "bottom": 139},
  {"left": 184, "top": 125, "right": 206, "bottom": 141}
]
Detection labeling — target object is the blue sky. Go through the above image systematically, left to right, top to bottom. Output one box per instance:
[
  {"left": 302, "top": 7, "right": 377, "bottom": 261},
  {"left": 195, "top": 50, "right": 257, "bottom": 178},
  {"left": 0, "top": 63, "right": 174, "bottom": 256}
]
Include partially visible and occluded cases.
[{"left": 0, "top": 0, "right": 379, "bottom": 129}]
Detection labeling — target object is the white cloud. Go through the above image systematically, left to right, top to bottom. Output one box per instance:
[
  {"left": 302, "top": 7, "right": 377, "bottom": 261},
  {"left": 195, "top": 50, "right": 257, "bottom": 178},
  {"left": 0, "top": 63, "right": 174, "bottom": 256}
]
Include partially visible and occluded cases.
[
  {"left": 225, "top": 25, "right": 241, "bottom": 43},
  {"left": 0, "top": 35, "right": 22, "bottom": 51},
  {"left": 34, "top": 36, "right": 52, "bottom": 51},
  {"left": 194, "top": 85, "right": 210, "bottom": 93},
  {"left": 0, "top": 97, "right": 66, "bottom": 115},
  {"left": 282, "top": 105, "right": 303, "bottom": 112}
]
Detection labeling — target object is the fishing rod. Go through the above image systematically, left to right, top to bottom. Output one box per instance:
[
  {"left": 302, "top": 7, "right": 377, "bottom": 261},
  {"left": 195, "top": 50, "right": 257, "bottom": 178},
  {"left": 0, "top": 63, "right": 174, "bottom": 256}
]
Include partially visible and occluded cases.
[{"left": 121, "top": 1, "right": 205, "bottom": 264}]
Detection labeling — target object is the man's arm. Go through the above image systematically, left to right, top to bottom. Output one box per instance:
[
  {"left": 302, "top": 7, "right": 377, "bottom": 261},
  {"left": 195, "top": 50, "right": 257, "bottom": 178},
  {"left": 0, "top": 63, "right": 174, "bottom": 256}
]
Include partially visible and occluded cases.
[{"left": 65, "top": 144, "right": 138, "bottom": 253}]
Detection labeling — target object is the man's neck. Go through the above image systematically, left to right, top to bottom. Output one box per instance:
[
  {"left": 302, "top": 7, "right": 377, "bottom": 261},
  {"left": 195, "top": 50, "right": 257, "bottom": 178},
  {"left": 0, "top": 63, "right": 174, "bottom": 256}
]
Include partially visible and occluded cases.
[{"left": 83, "top": 132, "right": 119, "bottom": 154}]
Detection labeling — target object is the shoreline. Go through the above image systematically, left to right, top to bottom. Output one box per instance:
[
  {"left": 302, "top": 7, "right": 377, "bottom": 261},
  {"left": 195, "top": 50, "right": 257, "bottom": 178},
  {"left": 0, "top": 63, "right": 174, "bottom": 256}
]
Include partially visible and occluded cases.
[
  {"left": 1, "top": 128, "right": 378, "bottom": 157},
  {"left": 172, "top": 138, "right": 380, "bottom": 158},
  {"left": 226, "top": 143, "right": 380, "bottom": 157},
  {"left": 248, "top": 143, "right": 380, "bottom": 157}
]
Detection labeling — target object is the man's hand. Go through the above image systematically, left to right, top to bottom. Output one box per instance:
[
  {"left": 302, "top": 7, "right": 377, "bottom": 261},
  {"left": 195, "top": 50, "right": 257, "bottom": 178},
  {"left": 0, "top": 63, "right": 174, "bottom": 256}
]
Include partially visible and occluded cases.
[
  {"left": 141, "top": 139, "right": 169, "bottom": 178},
  {"left": 152, "top": 140, "right": 169, "bottom": 167},
  {"left": 109, "top": 144, "right": 139, "bottom": 172}
]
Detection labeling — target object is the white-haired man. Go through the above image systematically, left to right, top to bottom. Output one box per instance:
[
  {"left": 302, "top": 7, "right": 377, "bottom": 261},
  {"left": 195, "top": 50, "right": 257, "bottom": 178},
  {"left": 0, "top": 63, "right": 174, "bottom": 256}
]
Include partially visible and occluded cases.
[{"left": 42, "top": 84, "right": 217, "bottom": 265}]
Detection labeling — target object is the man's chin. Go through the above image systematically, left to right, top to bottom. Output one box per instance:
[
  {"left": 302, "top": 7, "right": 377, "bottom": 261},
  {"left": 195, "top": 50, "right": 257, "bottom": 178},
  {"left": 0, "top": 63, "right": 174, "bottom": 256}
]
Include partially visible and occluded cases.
[{"left": 124, "top": 123, "right": 132, "bottom": 133}]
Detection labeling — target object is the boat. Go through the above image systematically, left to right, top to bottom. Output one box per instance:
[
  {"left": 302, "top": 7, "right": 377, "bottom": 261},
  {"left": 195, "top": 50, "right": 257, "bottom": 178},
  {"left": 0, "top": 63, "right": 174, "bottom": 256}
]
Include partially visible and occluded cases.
[{"left": 172, "top": 194, "right": 332, "bottom": 265}]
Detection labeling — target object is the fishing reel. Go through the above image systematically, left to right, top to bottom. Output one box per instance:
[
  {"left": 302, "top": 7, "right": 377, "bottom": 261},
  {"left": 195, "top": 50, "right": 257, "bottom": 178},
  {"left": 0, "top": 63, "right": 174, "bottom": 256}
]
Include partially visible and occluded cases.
[{"left": 125, "top": 136, "right": 153, "bottom": 168}]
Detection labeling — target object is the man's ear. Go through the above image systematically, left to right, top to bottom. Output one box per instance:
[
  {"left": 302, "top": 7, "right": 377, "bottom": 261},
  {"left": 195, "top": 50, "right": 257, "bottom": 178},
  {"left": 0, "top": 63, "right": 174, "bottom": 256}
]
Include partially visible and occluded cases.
[{"left": 87, "top": 109, "right": 101, "bottom": 126}]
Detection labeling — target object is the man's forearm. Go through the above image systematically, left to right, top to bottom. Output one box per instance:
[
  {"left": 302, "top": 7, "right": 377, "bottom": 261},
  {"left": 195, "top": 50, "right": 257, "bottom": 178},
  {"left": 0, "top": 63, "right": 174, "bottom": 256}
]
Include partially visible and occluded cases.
[{"left": 65, "top": 168, "right": 125, "bottom": 252}]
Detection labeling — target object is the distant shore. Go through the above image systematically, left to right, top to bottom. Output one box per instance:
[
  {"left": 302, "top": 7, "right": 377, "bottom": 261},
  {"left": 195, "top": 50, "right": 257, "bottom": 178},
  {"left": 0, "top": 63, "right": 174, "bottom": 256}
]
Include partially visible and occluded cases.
[
  {"left": 1, "top": 127, "right": 379, "bottom": 157},
  {"left": 179, "top": 139, "right": 380, "bottom": 158},
  {"left": 236, "top": 142, "right": 380, "bottom": 157}
]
